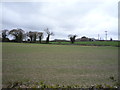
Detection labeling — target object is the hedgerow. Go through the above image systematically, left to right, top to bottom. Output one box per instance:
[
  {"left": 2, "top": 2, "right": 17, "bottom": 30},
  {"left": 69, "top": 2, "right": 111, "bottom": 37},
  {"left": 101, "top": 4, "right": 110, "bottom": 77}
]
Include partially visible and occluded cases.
[{"left": 3, "top": 76, "right": 119, "bottom": 89}]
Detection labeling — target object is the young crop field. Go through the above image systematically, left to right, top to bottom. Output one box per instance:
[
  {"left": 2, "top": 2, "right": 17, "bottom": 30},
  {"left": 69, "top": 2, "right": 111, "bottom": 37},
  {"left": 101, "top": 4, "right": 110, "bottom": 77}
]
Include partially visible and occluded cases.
[
  {"left": 50, "top": 41, "right": 119, "bottom": 47},
  {"left": 2, "top": 42, "right": 118, "bottom": 87}
]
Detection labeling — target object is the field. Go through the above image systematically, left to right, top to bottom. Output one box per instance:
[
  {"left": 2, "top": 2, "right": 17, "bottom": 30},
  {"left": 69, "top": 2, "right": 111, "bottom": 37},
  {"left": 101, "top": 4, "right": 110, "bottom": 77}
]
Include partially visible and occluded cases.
[
  {"left": 51, "top": 41, "right": 119, "bottom": 47},
  {"left": 2, "top": 42, "right": 118, "bottom": 87}
]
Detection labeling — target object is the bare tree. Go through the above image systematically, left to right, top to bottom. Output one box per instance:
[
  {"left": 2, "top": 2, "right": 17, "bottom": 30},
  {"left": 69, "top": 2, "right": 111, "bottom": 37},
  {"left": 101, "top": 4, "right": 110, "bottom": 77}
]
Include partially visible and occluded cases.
[
  {"left": 9, "top": 28, "right": 25, "bottom": 42},
  {"left": 44, "top": 28, "right": 54, "bottom": 43},
  {"left": 2, "top": 29, "right": 9, "bottom": 42},
  {"left": 2, "top": 29, "right": 9, "bottom": 38},
  {"left": 27, "top": 31, "right": 34, "bottom": 42},
  {"left": 27, "top": 31, "right": 43, "bottom": 43},
  {"left": 33, "top": 32, "right": 37, "bottom": 42},
  {"left": 37, "top": 32, "right": 43, "bottom": 43},
  {"left": 68, "top": 34, "right": 77, "bottom": 44}
]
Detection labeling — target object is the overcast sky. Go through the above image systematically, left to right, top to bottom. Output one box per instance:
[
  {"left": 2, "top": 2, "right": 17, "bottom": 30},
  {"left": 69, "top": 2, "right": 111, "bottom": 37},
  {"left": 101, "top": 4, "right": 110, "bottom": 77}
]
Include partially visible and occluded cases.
[{"left": 1, "top": 0, "right": 119, "bottom": 40}]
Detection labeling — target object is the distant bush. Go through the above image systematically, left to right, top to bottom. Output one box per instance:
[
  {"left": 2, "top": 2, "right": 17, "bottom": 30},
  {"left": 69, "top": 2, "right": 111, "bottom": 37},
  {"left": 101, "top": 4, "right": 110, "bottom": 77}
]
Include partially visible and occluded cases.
[{"left": 2, "top": 38, "right": 10, "bottom": 42}]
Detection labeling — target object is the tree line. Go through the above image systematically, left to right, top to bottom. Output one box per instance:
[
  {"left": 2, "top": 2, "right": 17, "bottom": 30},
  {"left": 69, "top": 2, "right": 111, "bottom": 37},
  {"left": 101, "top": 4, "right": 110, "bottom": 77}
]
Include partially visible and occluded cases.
[{"left": 2, "top": 28, "right": 77, "bottom": 44}]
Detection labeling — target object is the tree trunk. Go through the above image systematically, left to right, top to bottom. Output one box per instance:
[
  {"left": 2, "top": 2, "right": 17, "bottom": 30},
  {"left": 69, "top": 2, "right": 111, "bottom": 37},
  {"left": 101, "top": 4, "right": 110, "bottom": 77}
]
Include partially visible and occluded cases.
[
  {"left": 46, "top": 35, "right": 50, "bottom": 43},
  {"left": 30, "top": 36, "right": 33, "bottom": 42},
  {"left": 39, "top": 36, "right": 42, "bottom": 43}
]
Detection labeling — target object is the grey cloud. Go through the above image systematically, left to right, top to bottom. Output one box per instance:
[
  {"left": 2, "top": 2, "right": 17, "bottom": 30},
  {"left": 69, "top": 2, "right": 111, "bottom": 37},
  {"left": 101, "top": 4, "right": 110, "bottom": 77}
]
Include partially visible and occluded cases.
[{"left": 1, "top": 0, "right": 118, "bottom": 40}]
